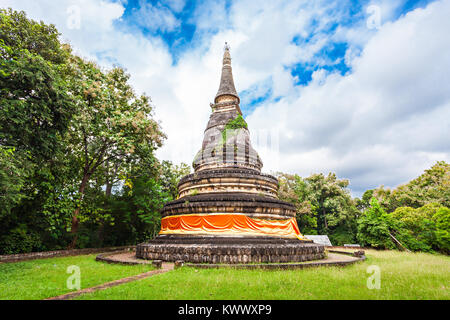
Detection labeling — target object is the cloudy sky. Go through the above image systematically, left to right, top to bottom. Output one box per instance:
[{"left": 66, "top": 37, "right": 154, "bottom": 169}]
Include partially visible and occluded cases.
[{"left": 1, "top": 0, "right": 449, "bottom": 196}]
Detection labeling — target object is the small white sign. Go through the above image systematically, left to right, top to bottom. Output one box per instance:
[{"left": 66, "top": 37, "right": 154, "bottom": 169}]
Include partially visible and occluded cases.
[{"left": 304, "top": 235, "right": 332, "bottom": 246}]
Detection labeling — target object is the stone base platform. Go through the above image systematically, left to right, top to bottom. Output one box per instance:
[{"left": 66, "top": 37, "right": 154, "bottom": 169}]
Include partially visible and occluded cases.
[
  {"left": 136, "top": 236, "right": 325, "bottom": 264},
  {"left": 96, "top": 250, "right": 365, "bottom": 269}
]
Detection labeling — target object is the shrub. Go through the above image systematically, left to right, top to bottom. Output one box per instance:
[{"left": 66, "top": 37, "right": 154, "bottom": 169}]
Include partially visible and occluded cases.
[
  {"left": 357, "top": 198, "right": 395, "bottom": 249},
  {"left": 433, "top": 207, "right": 450, "bottom": 253},
  {"left": 0, "top": 225, "right": 42, "bottom": 254}
]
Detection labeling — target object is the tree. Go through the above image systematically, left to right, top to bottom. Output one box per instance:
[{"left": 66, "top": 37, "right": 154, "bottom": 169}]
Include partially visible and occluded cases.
[
  {"left": 0, "top": 8, "right": 67, "bottom": 64},
  {"left": 1, "top": 8, "right": 168, "bottom": 252},
  {"left": 0, "top": 9, "right": 74, "bottom": 160},
  {"left": 0, "top": 9, "right": 77, "bottom": 253},
  {"left": 65, "top": 57, "right": 165, "bottom": 247},
  {"left": 0, "top": 147, "right": 32, "bottom": 218},
  {"left": 93, "top": 161, "right": 189, "bottom": 246},
  {"left": 159, "top": 161, "right": 191, "bottom": 200},
  {"left": 364, "top": 161, "right": 450, "bottom": 213},
  {"left": 390, "top": 161, "right": 449, "bottom": 209},
  {"left": 277, "top": 172, "right": 359, "bottom": 243},
  {"left": 278, "top": 173, "right": 317, "bottom": 234},
  {"left": 304, "top": 173, "right": 358, "bottom": 236},
  {"left": 356, "top": 189, "right": 374, "bottom": 211},
  {"left": 356, "top": 198, "right": 450, "bottom": 253},
  {"left": 357, "top": 198, "right": 395, "bottom": 249},
  {"left": 390, "top": 203, "right": 449, "bottom": 252},
  {"left": 433, "top": 207, "right": 450, "bottom": 254}
]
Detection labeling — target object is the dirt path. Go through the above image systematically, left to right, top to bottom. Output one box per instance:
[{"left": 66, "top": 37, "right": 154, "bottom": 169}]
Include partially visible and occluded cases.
[{"left": 45, "top": 262, "right": 174, "bottom": 300}]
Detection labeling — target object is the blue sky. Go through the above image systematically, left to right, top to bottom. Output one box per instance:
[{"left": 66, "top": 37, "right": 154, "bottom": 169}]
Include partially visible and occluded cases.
[
  {"left": 1, "top": 0, "right": 449, "bottom": 196},
  {"left": 109, "top": 0, "right": 436, "bottom": 117},
  {"left": 116, "top": 0, "right": 433, "bottom": 56},
  {"left": 116, "top": 0, "right": 198, "bottom": 54}
]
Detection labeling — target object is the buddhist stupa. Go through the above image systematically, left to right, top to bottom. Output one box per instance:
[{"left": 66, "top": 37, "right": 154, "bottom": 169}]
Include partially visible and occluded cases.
[{"left": 136, "top": 44, "right": 324, "bottom": 264}]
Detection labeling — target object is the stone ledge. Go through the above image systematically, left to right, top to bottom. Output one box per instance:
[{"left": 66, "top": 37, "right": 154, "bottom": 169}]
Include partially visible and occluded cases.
[
  {"left": 194, "top": 162, "right": 263, "bottom": 173},
  {"left": 179, "top": 168, "right": 277, "bottom": 185},
  {"left": 178, "top": 172, "right": 279, "bottom": 198},
  {"left": 0, "top": 246, "right": 135, "bottom": 263},
  {"left": 327, "top": 249, "right": 366, "bottom": 257},
  {"left": 94, "top": 250, "right": 365, "bottom": 270},
  {"left": 96, "top": 250, "right": 150, "bottom": 265},
  {"left": 185, "top": 252, "right": 366, "bottom": 269}
]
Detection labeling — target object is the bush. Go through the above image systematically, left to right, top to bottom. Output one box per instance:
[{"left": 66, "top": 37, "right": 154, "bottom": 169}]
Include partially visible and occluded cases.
[
  {"left": 357, "top": 198, "right": 395, "bottom": 249},
  {"left": 357, "top": 199, "right": 450, "bottom": 253},
  {"left": 390, "top": 204, "right": 438, "bottom": 252},
  {"left": 433, "top": 207, "right": 450, "bottom": 253},
  {"left": 0, "top": 225, "right": 42, "bottom": 254},
  {"left": 329, "top": 225, "right": 356, "bottom": 246}
]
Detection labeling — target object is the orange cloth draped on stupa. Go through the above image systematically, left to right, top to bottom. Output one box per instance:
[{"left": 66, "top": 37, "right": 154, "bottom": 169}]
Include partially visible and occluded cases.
[{"left": 159, "top": 213, "right": 306, "bottom": 240}]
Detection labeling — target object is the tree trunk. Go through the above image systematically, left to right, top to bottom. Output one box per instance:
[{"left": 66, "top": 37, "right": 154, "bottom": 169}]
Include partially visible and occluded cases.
[
  {"left": 105, "top": 158, "right": 112, "bottom": 197},
  {"left": 68, "top": 173, "right": 90, "bottom": 249},
  {"left": 105, "top": 183, "right": 113, "bottom": 197},
  {"left": 317, "top": 199, "right": 326, "bottom": 234},
  {"left": 316, "top": 211, "right": 320, "bottom": 234},
  {"left": 97, "top": 223, "right": 104, "bottom": 247},
  {"left": 389, "top": 232, "right": 411, "bottom": 252}
]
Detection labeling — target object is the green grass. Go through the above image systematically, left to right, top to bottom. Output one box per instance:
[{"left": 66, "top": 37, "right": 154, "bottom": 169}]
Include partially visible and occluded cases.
[
  {"left": 1, "top": 250, "right": 449, "bottom": 300},
  {"left": 75, "top": 250, "right": 450, "bottom": 300},
  {"left": 0, "top": 254, "right": 154, "bottom": 300}
]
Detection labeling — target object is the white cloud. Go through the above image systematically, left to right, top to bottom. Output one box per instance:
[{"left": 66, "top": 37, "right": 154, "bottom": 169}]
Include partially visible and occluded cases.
[
  {"left": 1, "top": 0, "right": 449, "bottom": 196},
  {"left": 132, "top": 0, "right": 181, "bottom": 32},
  {"left": 165, "top": 0, "right": 185, "bottom": 13},
  {"left": 246, "top": 0, "right": 450, "bottom": 194}
]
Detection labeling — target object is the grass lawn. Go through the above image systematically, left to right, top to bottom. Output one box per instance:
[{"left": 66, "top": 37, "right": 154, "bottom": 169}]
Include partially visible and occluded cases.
[
  {"left": 75, "top": 249, "right": 450, "bottom": 300},
  {"left": 1, "top": 250, "right": 449, "bottom": 300},
  {"left": 0, "top": 254, "right": 154, "bottom": 300}
]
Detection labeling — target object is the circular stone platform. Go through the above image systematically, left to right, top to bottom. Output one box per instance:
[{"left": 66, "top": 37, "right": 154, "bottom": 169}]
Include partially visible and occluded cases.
[
  {"left": 136, "top": 236, "right": 325, "bottom": 264},
  {"left": 97, "top": 249, "right": 365, "bottom": 269}
]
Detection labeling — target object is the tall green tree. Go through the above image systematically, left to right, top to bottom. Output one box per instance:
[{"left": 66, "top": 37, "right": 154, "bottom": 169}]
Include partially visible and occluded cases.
[
  {"left": 0, "top": 9, "right": 74, "bottom": 160},
  {"left": 0, "top": 9, "right": 77, "bottom": 253},
  {"left": 0, "top": 9, "right": 168, "bottom": 252},
  {"left": 65, "top": 57, "right": 165, "bottom": 247},
  {"left": 0, "top": 147, "right": 32, "bottom": 218},
  {"left": 96, "top": 160, "right": 190, "bottom": 246},
  {"left": 159, "top": 161, "right": 191, "bottom": 200},
  {"left": 363, "top": 161, "right": 450, "bottom": 213},
  {"left": 390, "top": 161, "right": 449, "bottom": 209},
  {"left": 278, "top": 172, "right": 359, "bottom": 243},
  {"left": 278, "top": 173, "right": 317, "bottom": 235},
  {"left": 304, "top": 173, "right": 358, "bottom": 236},
  {"left": 433, "top": 207, "right": 450, "bottom": 253}
]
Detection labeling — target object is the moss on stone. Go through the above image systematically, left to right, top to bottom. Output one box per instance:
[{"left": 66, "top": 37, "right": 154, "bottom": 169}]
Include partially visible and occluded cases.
[
  {"left": 221, "top": 115, "right": 248, "bottom": 143},
  {"left": 226, "top": 115, "right": 248, "bottom": 130}
]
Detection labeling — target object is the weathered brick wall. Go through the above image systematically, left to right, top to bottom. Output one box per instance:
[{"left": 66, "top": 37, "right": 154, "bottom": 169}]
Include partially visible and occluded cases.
[{"left": 136, "top": 243, "right": 325, "bottom": 264}]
